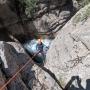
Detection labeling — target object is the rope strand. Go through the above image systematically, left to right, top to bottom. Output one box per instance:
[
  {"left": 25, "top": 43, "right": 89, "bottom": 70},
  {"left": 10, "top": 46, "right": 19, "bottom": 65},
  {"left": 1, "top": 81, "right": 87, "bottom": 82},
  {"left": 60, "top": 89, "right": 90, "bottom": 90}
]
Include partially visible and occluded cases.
[{"left": 0, "top": 51, "right": 40, "bottom": 90}]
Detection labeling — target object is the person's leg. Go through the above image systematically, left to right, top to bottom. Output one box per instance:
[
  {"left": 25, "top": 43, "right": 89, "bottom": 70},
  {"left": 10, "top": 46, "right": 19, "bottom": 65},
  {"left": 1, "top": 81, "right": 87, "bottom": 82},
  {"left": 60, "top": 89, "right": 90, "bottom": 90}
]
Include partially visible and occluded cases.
[{"left": 41, "top": 51, "right": 46, "bottom": 64}]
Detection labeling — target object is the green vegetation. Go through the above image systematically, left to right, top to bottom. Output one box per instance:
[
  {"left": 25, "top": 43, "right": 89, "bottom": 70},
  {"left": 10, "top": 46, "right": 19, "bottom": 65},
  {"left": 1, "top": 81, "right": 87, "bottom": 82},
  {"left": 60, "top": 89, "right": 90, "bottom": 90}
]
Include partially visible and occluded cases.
[
  {"left": 22, "top": 0, "right": 37, "bottom": 17},
  {"left": 73, "top": 5, "right": 90, "bottom": 25}
]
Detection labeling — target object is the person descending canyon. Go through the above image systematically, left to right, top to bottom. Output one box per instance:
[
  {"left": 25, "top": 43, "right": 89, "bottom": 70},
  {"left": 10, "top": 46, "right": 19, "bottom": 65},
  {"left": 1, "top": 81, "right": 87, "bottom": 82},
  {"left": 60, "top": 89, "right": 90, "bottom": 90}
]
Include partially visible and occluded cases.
[{"left": 36, "top": 38, "right": 45, "bottom": 58}]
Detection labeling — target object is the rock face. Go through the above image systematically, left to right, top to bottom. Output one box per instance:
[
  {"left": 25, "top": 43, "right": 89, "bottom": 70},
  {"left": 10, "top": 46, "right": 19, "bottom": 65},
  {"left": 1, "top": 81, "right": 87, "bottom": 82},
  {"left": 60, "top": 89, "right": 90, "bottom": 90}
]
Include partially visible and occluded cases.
[
  {"left": 0, "top": 0, "right": 77, "bottom": 41},
  {"left": 1, "top": 0, "right": 90, "bottom": 90},
  {"left": 33, "top": 0, "right": 76, "bottom": 38},
  {"left": 45, "top": 4, "right": 90, "bottom": 90},
  {"left": 0, "top": 41, "right": 36, "bottom": 90},
  {"left": 0, "top": 69, "right": 7, "bottom": 90}
]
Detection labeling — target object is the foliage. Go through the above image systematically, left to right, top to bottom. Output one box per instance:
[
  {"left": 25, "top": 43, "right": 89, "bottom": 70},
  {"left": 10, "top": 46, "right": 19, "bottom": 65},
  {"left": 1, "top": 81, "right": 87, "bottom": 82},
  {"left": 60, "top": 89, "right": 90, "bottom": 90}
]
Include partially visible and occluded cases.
[{"left": 22, "top": 0, "right": 37, "bottom": 17}]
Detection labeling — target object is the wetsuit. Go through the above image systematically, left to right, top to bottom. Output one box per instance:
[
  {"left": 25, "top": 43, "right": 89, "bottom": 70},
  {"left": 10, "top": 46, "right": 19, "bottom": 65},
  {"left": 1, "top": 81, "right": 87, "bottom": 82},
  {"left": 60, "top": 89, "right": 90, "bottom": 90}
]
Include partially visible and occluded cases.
[
  {"left": 36, "top": 42, "right": 45, "bottom": 58},
  {"left": 36, "top": 42, "right": 44, "bottom": 52}
]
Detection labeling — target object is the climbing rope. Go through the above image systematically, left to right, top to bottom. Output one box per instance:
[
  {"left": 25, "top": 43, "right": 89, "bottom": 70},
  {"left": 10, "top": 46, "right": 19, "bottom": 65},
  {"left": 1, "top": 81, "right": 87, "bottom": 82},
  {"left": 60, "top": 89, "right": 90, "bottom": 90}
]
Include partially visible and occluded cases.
[
  {"left": 0, "top": 49, "right": 64, "bottom": 90},
  {"left": 0, "top": 51, "right": 40, "bottom": 90}
]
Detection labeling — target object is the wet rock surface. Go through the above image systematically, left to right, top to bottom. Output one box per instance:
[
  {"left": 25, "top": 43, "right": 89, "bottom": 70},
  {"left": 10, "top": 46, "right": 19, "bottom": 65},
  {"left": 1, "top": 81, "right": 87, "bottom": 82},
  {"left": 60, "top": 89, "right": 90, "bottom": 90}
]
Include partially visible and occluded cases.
[
  {"left": 0, "top": 41, "right": 36, "bottom": 90},
  {"left": 0, "top": 69, "right": 7, "bottom": 90}
]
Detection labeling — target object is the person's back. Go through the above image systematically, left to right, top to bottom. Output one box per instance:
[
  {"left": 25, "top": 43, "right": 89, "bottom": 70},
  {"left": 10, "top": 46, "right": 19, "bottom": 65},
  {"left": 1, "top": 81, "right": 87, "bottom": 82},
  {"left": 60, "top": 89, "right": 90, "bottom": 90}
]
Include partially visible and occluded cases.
[{"left": 36, "top": 42, "right": 44, "bottom": 52}]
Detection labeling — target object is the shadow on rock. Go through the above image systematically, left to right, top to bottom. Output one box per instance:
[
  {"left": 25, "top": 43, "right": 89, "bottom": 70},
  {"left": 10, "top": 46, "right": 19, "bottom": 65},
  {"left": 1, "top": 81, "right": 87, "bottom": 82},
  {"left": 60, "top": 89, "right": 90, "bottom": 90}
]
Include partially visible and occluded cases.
[
  {"left": 0, "top": 42, "right": 36, "bottom": 90},
  {"left": 64, "top": 76, "right": 90, "bottom": 90}
]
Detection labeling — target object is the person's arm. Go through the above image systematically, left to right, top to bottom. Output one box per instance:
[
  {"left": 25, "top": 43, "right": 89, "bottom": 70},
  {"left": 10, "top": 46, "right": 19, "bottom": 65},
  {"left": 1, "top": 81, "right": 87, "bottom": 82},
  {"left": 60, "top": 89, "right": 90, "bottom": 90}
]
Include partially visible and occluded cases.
[{"left": 43, "top": 43, "right": 49, "bottom": 49}]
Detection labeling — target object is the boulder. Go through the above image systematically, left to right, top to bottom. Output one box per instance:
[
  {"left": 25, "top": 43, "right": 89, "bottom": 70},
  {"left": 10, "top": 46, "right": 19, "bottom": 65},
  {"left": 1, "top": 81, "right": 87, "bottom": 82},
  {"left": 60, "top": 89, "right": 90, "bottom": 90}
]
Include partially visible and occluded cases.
[
  {"left": 45, "top": 4, "right": 90, "bottom": 90},
  {"left": 0, "top": 41, "right": 29, "bottom": 90},
  {"left": 0, "top": 41, "right": 34, "bottom": 90},
  {"left": 8, "top": 42, "right": 36, "bottom": 89}
]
